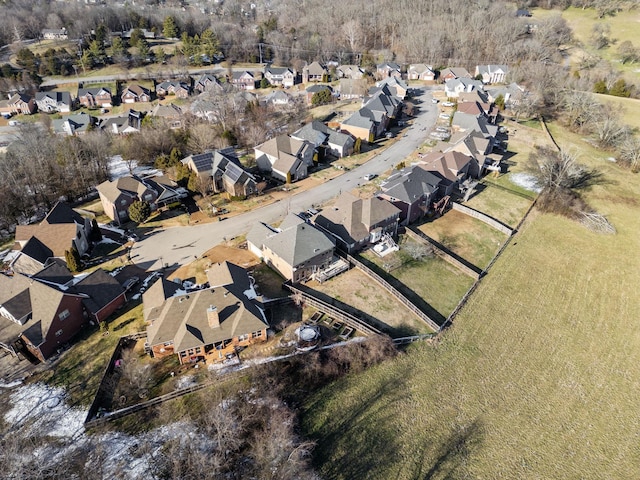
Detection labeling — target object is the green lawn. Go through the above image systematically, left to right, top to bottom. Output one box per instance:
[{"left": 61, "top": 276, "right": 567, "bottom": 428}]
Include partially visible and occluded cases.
[
  {"left": 593, "top": 93, "right": 640, "bottom": 130},
  {"left": 301, "top": 124, "right": 640, "bottom": 478},
  {"left": 464, "top": 183, "right": 534, "bottom": 227},
  {"left": 418, "top": 210, "right": 508, "bottom": 269}
]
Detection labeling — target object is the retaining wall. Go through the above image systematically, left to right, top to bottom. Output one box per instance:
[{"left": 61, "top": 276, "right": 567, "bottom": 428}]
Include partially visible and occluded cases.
[{"left": 451, "top": 202, "right": 514, "bottom": 235}]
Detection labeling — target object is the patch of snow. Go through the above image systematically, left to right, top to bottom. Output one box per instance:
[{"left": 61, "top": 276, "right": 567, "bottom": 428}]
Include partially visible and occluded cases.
[
  {"left": 509, "top": 173, "right": 542, "bottom": 193},
  {"left": 99, "top": 223, "right": 126, "bottom": 235},
  {"left": 98, "top": 237, "right": 122, "bottom": 245},
  {"left": 243, "top": 286, "right": 257, "bottom": 300},
  {"left": 131, "top": 293, "right": 141, "bottom": 301},
  {"left": 175, "top": 375, "right": 198, "bottom": 390},
  {"left": 0, "top": 379, "right": 22, "bottom": 389}
]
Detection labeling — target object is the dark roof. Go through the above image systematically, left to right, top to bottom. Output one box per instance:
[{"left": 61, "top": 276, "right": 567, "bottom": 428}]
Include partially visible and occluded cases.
[
  {"left": 306, "top": 84, "right": 332, "bottom": 94},
  {"left": 78, "top": 87, "right": 111, "bottom": 97},
  {"left": 380, "top": 166, "right": 442, "bottom": 203},
  {"left": 43, "top": 201, "right": 85, "bottom": 225},
  {"left": 19, "top": 237, "right": 54, "bottom": 266},
  {"left": 32, "top": 261, "right": 74, "bottom": 286},
  {"left": 73, "top": 269, "right": 125, "bottom": 315}
]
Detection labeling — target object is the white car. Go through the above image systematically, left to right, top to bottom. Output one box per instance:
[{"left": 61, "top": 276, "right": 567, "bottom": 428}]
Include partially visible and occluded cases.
[
  {"left": 431, "top": 98, "right": 439, "bottom": 104},
  {"left": 442, "top": 101, "right": 455, "bottom": 107},
  {"left": 439, "top": 113, "right": 451, "bottom": 120},
  {"left": 363, "top": 174, "right": 377, "bottom": 181}
]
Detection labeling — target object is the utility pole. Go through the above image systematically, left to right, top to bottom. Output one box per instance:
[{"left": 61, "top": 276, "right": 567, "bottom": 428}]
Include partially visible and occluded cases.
[{"left": 259, "top": 42, "right": 263, "bottom": 64}]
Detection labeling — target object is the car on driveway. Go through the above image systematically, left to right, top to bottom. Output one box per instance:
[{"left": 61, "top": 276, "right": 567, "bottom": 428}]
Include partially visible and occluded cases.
[
  {"left": 442, "top": 101, "right": 455, "bottom": 107},
  {"left": 122, "top": 276, "right": 140, "bottom": 292}
]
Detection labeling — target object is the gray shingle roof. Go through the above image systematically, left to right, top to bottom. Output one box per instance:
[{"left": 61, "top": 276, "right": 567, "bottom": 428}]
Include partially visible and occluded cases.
[{"left": 380, "top": 166, "right": 441, "bottom": 203}]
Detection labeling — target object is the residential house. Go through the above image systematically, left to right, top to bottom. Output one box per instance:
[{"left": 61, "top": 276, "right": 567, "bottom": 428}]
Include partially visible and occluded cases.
[
  {"left": 42, "top": 28, "right": 68, "bottom": 40},
  {"left": 122, "top": 28, "right": 156, "bottom": 40},
  {"left": 302, "top": 61, "right": 328, "bottom": 83},
  {"left": 376, "top": 62, "right": 402, "bottom": 79},
  {"left": 336, "top": 64, "right": 365, "bottom": 80},
  {"left": 408, "top": 64, "right": 435, "bottom": 81},
  {"left": 475, "top": 65, "right": 509, "bottom": 84},
  {"left": 264, "top": 66, "right": 297, "bottom": 88},
  {"left": 440, "top": 67, "right": 472, "bottom": 82},
  {"left": 231, "top": 71, "right": 257, "bottom": 90},
  {"left": 193, "top": 74, "right": 222, "bottom": 93},
  {"left": 375, "top": 76, "right": 409, "bottom": 99},
  {"left": 338, "top": 78, "right": 367, "bottom": 99},
  {"left": 445, "top": 78, "right": 484, "bottom": 98},
  {"left": 156, "top": 81, "right": 190, "bottom": 99},
  {"left": 487, "top": 82, "right": 525, "bottom": 107},
  {"left": 306, "top": 84, "right": 333, "bottom": 104},
  {"left": 121, "top": 85, "right": 151, "bottom": 103},
  {"left": 77, "top": 87, "right": 112, "bottom": 108},
  {"left": 364, "top": 87, "right": 402, "bottom": 123},
  {"left": 263, "top": 90, "right": 291, "bottom": 105},
  {"left": 458, "top": 90, "right": 490, "bottom": 104},
  {"left": 35, "top": 91, "right": 73, "bottom": 113},
  {"left": 0, "top": 93, "right": 36, "bottom": 116},
  {"left": 456, "top": 101, "right": 498, "bottom": 123},
  {"left": 149, "top": 103, "right": 183, "bottom": 129},
  {"left": 340, "top": 108, "right": 380, "bottom": 143},
  {"left": 99, "top": 110, "right": 143, "bottom": 134},
  {"left": 451, "top": 111, "right": 499, "bottom": 148},
  {"left": 51, "top": 113, "right": 96, "bottom": 136},
  {"left": 292, "top": 120, "right": 355, "bottom": 158},
  {"left": 445, "top": 130, "right": 494, "bottom": 175},
  {"left": 254, "top": 135, "right": 315, "bottom": 183},
  {"left": 181, "top": 148, "right": 257, "bottom": 198},
  {"left": 418, "top": 150, "right": 477, "bottom": 196},
  {"left": 378, "top": 166, "right": 442, "bottom": 225},
  {"left": 96, "top": 174, "right": 185, "bottom": 225},
  {"left": 312, "top": 192, "right": 400, "bottom": 253},
  {"left": 11, "top": 202, "right": 93, "bottom": 275},
  {"left": 247, "top": 213, "right": 335, "bottom": 283},
  {"left": 144, "top": 261, "right": 269, "bottom": 364},
  {"left": 72, "top": 269, "right": 126, "bottom": 323},
  {"left": 0, "top": 272, "right": 87, "bottom": 362}
]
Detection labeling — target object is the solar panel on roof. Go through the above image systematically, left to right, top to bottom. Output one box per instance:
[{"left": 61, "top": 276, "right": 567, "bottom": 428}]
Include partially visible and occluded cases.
[
  {"left": 191, "top": 153, "right": 214, "bottom": 172},
  {"left": 224, "top": 162, "right": 244, "bottom": 182}
]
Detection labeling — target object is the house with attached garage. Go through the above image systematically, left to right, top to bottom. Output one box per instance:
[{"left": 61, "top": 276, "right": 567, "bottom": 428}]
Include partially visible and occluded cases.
[
  {"left": 42, "top": 28, "right": 68, "bottom": 40},
  {"left": 302, "top": 61, "right": 328, "bottom": 83},
  {"left": 376, "top": 62, "right": 402, "bottom": 80},
  {"left": 336, "top": 64, "right": 365, "bottom": 80},
  {"left": 408, "top": 64, "right": 435, "bottom": 81},
  {"left": 475, "top": 65, "right": 509, "bottom": 84},
  {"left": 264, "top": 66, "right": 297, "bottom": 88},
  {"left": 440, "top": 67, "right": 472, "bottom": 82},
  {"left": 231, "top": 71, "right": 257, "bottom": 90},
  {"left": 193, "top": 73, "right": 223, "bottom": 93},
  {"left": 375, "top": 76, "right": 409, "bottom": 99},
  {"left": 445, "top": 78, "right": 484, "bottom": 98},
  {"left": 156, "top": 81, "right": 191, "bottom": 99},
  {"left": 306, "top": 84, "right": 333, "bottom": 104},
  {"left": 121, "top": 85, "right": 151, "bottom": 103},
  {"left": 77, "top": 87, "right": 112, "bottom": 108},
  {"left": 35, "top": 91, "right": 73, "bottom": 113},
  {"left": 0, "top": 93, "right": 36, "bottom": 116},
  {"left": 149, "top": 103, "right": 184, "bottom": 129},
  {"left": 340, "top": 107, "right": 382, "bottom": 143},
  {"left": 99, "top": 110, "right": 143, "bottom": 134},
  {"left": 451, "top": 110, "right": 499, "bottom": 149},
  {"left": 51, "top": 112, "right": 97, "bottom": 136},
  {"left": 292, "top": 120, "right": 355, "bottom": 159},
  {"left": 254, "top": 134, "right": 315, "bottom": 183},
  {"left": 181, "top": 147, "right": 257, "bottom": 198},
  {"left": 418, "top": 150, "right": 478, "bottom": 196},
  {"left": 378, "top": 166, "right": 442, "bottom": 225},
  {"left": 96, "top": 174, "right": 186, "bottom": 225},
  {"left": 311, "top": 192, "right": 401, "bottom": 253},
  {"left": 10, "top": 202, "right": 94, "bottom": 275},
  {"left": 247, "top": 213, "right": 335, "bottom": 283},
  {"left": 143, "top": 261, "right": 269, "bottom": 365},
  {"left": 0, "top": 263, "right": 124, "bottom": 362}
]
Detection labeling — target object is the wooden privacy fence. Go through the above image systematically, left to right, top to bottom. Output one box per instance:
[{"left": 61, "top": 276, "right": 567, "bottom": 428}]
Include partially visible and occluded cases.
[
  {"left": 451, "top": 202, "right": 514, "bottom": 235},
  {"left": 405, "top": 228, "right": 482, "bottom": 279},
  {"left": 343, "top": 254, "right": 441, "bottom": 332},
  {"left": 285, "top": 283, "right": 381, "bottom": 336},
  {"left": 84, "top": 332, "right": 147, "bottom": 425}
]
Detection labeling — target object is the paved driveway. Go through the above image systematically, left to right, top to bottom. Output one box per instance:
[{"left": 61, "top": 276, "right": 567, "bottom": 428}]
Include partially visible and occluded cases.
[{"left": 130, "top": 88, "right": 440, "bottom": 271}]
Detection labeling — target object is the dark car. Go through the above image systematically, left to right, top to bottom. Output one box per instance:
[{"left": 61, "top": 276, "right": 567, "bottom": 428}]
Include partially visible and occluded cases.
[{"left": 122, "top": 276, "right": 140, "bottom": 292}]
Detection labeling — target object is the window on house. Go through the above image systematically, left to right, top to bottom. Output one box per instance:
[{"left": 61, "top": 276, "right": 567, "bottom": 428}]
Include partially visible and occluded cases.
[
  {"left": 144, "top": 194, "right": 153, "bottom": 201},
  {"left": 120, "top": 199, "right": 128, "bottom": 206},
  {"left": 58, "top": 309, "right": 70, "bottom": 321},
  {"left": 55, "top": 329, "right": 63, "bottom": 337},
  {"left": 252, "top": 331, "right": 262, "bottom": 338},
  {"left": 238, "top": 334, "right": 249, "bottom": 342},
  {"left": 163, "top": 341, "right": 173, "bottom": 346},
  {"left": 195, "top": 347, "right": 201, "bottom": 354},
  {"left": 180, "top": 351, "right": 187, "bottom": 357}
]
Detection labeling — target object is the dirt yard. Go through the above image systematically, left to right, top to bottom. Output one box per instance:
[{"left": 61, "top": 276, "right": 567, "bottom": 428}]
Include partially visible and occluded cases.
[
  {"left": 168, "top": 245, "right": 260, "bottom": 284},
  {"left": 310, "top": 269, "right": 432, "bottom": 336}
]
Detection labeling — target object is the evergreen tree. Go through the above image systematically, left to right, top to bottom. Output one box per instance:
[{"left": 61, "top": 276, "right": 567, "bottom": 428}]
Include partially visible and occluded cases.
[
  {"left": 163, "top": 16, "right": 179, "bottom": 39},
  {"left": 128, "top": 200, "right": 151, "bottom": 223},
  {"left": 65, "top": 246, "right": 82, "bottom": 273}
]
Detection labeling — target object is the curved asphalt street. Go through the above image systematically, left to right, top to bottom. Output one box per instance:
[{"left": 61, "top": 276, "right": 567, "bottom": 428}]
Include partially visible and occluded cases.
[{"left": 131, "top": 87, "right": 439, "bottom": 271}]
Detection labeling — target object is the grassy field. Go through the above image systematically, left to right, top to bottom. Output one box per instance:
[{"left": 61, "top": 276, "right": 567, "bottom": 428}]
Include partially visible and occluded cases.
[
  {"left": 534, "top": 6, "right": 640, "bottom": 81},
  {"left": 593, "top": 93, "right": 640, "bottom": 129},
  {"left": 301, "top": 123, "right": 640, "bottom": 478},
  {"left": 464, "top": 183, "right": 533, "bottom": 227},
  {"left": 418, "top": 210, "right": 508, "bottom": 269}
]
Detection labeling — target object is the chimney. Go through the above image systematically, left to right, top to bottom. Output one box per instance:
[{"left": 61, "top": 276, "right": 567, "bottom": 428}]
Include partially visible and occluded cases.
[{"left": 207, "top": 305, "right": 220, "bottom": 328}]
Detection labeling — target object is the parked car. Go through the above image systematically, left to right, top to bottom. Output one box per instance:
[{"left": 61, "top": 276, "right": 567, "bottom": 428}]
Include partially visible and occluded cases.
[
  {"left": 431, "top": 98, "right": 439, "bottom": 104},
  {"left": 442, "top": 101, "right": 455, "bottom": 107},
  {"left": 439, "top": 113, "right": 451, "bottom": 120},
  {"left": 385, "top": 132, "right": 396, "bottom": 138},
  {"left": 363, "top": 173, "right": 377, "bottom": 181},
  {"left": 127, "top": 233, "right": 139, "bottom": 242},
  {"left": 122, "top": 276, "right": 140, "bottom": 292}
]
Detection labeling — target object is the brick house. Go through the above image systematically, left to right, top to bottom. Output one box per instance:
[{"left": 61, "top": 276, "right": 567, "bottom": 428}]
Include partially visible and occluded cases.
[
  {"left": 121, "top": 85, "right": 151, "bottom": 103},
  {"left": 77, "top": 87, "right": 112, "bottom": 108},
  {"left": 0, "top": 93, "right": 36, "bottom": 116}
]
